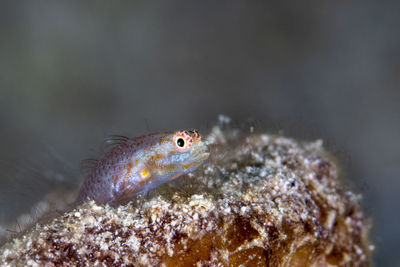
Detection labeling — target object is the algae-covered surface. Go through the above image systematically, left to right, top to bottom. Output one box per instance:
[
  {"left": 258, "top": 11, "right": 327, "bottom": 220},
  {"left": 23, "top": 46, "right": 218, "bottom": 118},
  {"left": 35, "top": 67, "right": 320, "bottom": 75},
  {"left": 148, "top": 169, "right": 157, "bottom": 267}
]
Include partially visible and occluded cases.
[{"left": 0, "top": 122, "right": 372, "bottom": 266}]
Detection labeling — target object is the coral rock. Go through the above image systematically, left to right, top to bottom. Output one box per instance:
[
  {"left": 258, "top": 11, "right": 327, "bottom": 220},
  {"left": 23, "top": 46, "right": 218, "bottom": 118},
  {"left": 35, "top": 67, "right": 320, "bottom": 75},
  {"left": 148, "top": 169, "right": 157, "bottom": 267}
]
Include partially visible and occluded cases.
[{"left": 0, "top": 126, "right": 372, "bottom": 266}]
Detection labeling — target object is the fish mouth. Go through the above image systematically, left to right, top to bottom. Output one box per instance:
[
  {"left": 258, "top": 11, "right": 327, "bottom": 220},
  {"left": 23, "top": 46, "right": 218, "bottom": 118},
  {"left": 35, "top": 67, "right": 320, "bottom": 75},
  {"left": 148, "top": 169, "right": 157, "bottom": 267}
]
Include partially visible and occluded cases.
[{"left": 192, "top": 143, "right": 210, "bottom": 161}]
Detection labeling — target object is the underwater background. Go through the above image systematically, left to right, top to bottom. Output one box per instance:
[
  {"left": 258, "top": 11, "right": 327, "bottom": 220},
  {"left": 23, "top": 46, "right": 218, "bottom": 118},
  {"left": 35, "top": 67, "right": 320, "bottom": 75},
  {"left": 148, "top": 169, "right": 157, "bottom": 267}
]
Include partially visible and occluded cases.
[{"left": 0, "top": 1, "right": 399, "bottom": 265}]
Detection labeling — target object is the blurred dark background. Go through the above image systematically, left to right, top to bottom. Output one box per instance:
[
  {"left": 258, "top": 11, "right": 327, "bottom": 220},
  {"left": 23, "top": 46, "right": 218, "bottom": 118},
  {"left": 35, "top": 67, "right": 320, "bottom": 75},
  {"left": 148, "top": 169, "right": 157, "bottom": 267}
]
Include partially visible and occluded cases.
[{"left": 0, "top": 1, "right": 399, "bottom": 265}]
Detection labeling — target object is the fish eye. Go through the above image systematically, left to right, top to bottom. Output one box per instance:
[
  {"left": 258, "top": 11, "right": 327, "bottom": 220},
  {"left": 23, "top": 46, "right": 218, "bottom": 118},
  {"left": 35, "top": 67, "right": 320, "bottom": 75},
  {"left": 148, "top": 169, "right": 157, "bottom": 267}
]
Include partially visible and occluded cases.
[
  {"left": 173, "top": 131, "right": 193, "bottom": 152},
  {"left": 176, "top": 138, "right": 185, "bottom": 148}
]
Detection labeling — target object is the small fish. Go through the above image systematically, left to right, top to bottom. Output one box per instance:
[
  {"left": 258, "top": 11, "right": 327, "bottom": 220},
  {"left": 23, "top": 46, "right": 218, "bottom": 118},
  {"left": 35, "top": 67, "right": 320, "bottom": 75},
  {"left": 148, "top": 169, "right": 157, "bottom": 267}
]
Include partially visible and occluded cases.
[{"left": 77, "top": 130, "right": 209, "bottom": 204}]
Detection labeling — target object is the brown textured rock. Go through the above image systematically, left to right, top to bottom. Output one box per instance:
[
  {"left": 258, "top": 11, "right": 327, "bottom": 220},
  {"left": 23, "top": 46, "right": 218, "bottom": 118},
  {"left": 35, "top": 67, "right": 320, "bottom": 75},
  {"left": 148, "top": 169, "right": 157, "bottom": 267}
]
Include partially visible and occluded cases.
[{"left": 0, "top": 123, "right": 372, "bottom": 266}]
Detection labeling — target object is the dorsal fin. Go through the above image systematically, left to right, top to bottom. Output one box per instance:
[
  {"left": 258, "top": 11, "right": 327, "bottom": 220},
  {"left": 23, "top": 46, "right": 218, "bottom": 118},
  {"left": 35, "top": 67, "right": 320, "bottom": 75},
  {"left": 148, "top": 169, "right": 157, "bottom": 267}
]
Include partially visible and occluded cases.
[
  {"left": 80, "top": 135, "right": 130, "bottom": 179},
  {"left": 102, "top": 135, "right": 131, "bottom": 153},
  {"left": 104, "top": 135, "right": 130, "bottom": 147},
  {"left": 79, "top": 158, "right": 98, "bottom": 179}
]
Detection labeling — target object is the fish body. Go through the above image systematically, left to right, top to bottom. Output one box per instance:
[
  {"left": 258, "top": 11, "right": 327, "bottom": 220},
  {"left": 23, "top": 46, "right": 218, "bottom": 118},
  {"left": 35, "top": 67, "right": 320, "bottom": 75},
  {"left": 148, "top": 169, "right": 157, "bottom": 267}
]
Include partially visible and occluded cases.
[{"left": 77, "top": 130, "right": 209, "bottom": 204}]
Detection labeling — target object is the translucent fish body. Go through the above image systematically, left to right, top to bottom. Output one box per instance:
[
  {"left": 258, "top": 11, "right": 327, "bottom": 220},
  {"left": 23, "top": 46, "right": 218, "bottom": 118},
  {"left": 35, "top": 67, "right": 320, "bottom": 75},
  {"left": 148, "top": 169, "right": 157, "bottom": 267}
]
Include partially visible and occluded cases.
[{"left": 77, "top": 130, "right": 209, "bottom": 204}]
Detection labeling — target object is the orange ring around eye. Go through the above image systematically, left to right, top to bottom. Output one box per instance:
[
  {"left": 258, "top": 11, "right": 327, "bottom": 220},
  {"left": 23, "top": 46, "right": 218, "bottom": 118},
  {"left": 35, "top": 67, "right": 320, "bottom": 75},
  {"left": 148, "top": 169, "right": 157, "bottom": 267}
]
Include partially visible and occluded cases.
[{"left": 173, "top": 131, "right": 193, "bottom": 152}]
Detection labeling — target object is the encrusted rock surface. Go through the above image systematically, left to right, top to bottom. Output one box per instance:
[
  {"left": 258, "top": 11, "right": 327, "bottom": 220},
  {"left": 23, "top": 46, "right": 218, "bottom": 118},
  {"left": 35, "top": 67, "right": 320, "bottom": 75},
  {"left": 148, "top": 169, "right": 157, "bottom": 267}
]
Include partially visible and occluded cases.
[{"left": 0, "top": 123, "right": 372, "bottom": 266}]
